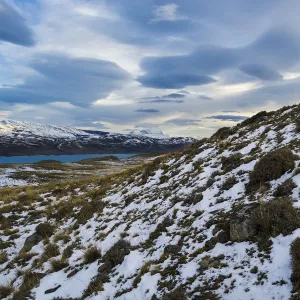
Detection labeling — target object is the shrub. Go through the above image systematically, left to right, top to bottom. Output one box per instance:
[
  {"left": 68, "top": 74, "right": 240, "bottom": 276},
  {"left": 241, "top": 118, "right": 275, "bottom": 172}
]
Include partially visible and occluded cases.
[
  {"left": 240, "top": 111, "right": 268, "bottom": 126},
  {"left": 295, "top": 119, "right": 300, "bottom": 133},
  {"left": 211, "top": 127, "right": 233, "bottom": 141},
  {"left": 248, "top": 148, "right": 295, "bottom": 187},
  {"left": 221, "top": 153, "right": 243, "bottom": 173},
  {"left": 222, "top": 176, "right": 237, "bottom": 191},
  {"left": 274, "top": 178, "right": 296, "bottom": 197},
  {"left": 183, "top": 190, "right": 203, "bottom": 206},
  {"left": 250, "top": 198, "right": 300, "bottom": 238},
  {"left": 77, "top": 200, "right": 105, "bottom": 224},
  {"left": 149, "top": 217, "right": 174, "bottom": 242},
  {"left": 36, "top": 223, "right": 54, "bottom": 238},
  {"left": 53, "top": 232, "right": 71, "bottom": 244},
  {"left": 291, "top": 238, "right": 300, "bottom": 296},
  {"left": 102, "top": 240, "right": 130, "bottom": 269},
  {"left": 42, "top": 244, "right": 60, "bottom": 260},
  {"left": 62, "top": 244, "right": 75, "bottom": 259},
  {"left": 83, "top": 246, "right": 101, "bottom": 264},
  {"left": 0, "top": 251, "right": 8, "bottom": 264},
  {"left": 50, "top": 258, "right": 68, "bottom": 272},
  {"left": 23, "top": 272, "right": 42, "bottom": 289},
  {"left": 82, "top": 276, "right": 103, "bottom": 298},
  {"left": 0, "top": 284, "right": 13, "bottom": 298},
  {"left": 162, "top": 287, "right": 187, "bottom": 300}
]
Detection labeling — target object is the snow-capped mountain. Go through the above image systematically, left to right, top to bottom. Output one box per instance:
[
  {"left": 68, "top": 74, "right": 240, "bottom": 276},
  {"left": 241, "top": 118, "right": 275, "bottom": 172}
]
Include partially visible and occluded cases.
[
  {"left": 2, "top": 104, "right": 300, "bottom": 299},
  {"left": 0, "top": 120, "right": 195, "bottom": 156},
  {"left": 129, "top": 128, "right": 170, "bottom": 139}
]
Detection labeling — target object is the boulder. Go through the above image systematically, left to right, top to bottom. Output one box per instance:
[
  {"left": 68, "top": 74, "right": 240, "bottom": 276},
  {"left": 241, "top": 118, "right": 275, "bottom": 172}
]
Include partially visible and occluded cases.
[{"left": 230, "top": 203, "right": 258, "bottom": 242}]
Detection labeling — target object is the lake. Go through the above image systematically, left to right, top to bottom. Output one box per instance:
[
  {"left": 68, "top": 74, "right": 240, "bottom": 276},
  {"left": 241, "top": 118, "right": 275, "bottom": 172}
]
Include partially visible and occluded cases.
[{"left": 0, "top": 154, "right": 137, "bottom": 164}]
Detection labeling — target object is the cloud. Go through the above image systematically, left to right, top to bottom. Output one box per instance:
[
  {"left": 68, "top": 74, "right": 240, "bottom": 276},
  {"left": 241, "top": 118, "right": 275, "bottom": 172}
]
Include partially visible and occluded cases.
[
  {"left": 0, "top": 1, "right": 35, "bottom": 46},
  {"left": 152, "top": 4, "right": 183, "bottom": 22},
  {"left": 137, "top": 29, "right": 300, "bottom": 89},
  {"left": 0, "top": 53, "right": 131, "bottom": 106},
  {"left": 239, "top": 64, "right": 283, "bottom": 81},
  {"left": 138, "top": 73, "right": 216, "bottom": 89},
  {"left": 139, "top": 92, "right": 186, "bottom": 103},
  {"left": 163, "top": 93, "right": 186, "bottom": 98},
  {"left": 198, "top": 95, "right": 213, "bottom": 100},
  {"left": 139, "top": 99, "right": 184, "bottom": 104},
  {"left": 135, "top": 108, "right": 159, "bottom": 113},
  {"left": 222, "top": 110, "right": 240, "bottom": 113},
  {"left": 206, "top": 115, "right": 248, "bottom": 121},
  {"left": 164, "top": 118, "right": 201, "bottom": 126},
  {"left": 135, "top": 123, "right": 159, "bottom": 128}
]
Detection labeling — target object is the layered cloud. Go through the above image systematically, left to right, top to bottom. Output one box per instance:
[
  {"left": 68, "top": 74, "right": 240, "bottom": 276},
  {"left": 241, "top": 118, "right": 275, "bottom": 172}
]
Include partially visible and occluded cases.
[
  {"left": 0, "top": 1, "right": 35, "bottom": 46},
  {"left": 138, "top": 29, "right": 300, "bottom": 89},
  {"left": 0, "top": 53, "right": 130, "bottom": 106}
]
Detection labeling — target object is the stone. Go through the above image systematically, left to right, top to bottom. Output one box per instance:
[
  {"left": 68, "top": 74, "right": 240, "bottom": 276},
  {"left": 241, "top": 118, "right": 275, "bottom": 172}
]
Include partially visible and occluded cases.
[
  {"left": 230, "top": 203, "right": 258, "bottom": 242},
  {"left": 21, "top": 232, "right": 43, "bottom": 253},
  {"left": 45, "top": 285, "right": 61, "bottom": 294}
]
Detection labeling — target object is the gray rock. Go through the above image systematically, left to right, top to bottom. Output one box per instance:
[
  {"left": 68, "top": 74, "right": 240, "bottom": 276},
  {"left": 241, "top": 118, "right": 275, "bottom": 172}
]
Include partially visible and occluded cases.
[
  {"left": 230, "top": 203, "right": 258, "bottom": 242},
  {"left": 21, "top": 232, "right": 43, "bottom": 252},
  {"left": 45, "top": 285, "right": 61, "bottom": 294}
]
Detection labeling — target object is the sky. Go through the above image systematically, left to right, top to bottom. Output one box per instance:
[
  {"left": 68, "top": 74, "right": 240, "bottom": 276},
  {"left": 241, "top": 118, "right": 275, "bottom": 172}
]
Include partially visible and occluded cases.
[{"left": 1, "top": 0, "right": 300, "bottom": 138}]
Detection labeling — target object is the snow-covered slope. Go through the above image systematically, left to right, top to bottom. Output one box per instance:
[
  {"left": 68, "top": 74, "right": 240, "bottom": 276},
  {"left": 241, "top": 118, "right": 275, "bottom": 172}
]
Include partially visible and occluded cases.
[
  {"left": 2, "top": 104, "right": 300, "bottom": 299},
  {"left": 0, "top": 120, "right": 195, "bottom": 156}
]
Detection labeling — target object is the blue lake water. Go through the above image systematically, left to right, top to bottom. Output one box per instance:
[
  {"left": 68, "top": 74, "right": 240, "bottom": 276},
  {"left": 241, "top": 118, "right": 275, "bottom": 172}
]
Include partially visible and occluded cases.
[{"left": 0, "top": 154, "right": 137, "bottom": 164}]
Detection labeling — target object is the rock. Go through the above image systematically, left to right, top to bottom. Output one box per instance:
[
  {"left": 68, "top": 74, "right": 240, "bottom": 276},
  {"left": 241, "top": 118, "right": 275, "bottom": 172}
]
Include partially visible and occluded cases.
[
  {"left": 230, "top": 203, "right": 258, "bottom": 242},
  {"left": 20, "top": 222, "right": 54, "bottom": 253},
  {"left": 21, "top": 232, "right": 43, "bottom": 253},
  {"left": 163, "top": 244, "right": 181, "bottom": 255},
  {"left": 45, "top": 285, "right": 61, "bottom": 294}
]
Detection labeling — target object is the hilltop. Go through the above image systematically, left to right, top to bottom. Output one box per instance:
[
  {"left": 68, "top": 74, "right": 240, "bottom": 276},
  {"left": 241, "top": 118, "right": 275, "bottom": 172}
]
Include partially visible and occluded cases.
[{"left": 1, "top": 104, "right": 300, "bottom": 299}]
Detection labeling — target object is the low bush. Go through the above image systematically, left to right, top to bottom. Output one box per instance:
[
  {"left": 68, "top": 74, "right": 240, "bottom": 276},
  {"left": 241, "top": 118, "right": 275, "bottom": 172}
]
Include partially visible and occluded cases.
[
  {"left": 240, "top": 111, "right": 268, "bottom": 126},
  {"left": 295, "top": 119, "right": 300, "bottom": 133},
  {"left": 211, "top": 127, "right": 233, "bottom": 141},
  {"left": 248, "top": 148, "right": 295, "bottom": 187},
  {"left": 221, "top": 153, "right": 243, "bottom": 173},
  {"left": 222, "top": 176, "right": 237, "bottom": 191},
  {"left": 274, "top": 178, "right": 296, "bottom": 197},
  {"left": 183, "top": 190, "right": 203, "bottom": 206},
  {"left": 250, "top": 198, "right": 300, "bottom": 238},
  {"left": 77, "top": 200, "right": 105, "bottom": 224},
  {"left": 149, "top": 217, "right": 174, "bottom": 242},
  {"left": 36, "top": 223, "right": 54, "bottom": 238},
  {"left": 291, "top": 238, "right": 300, "bottom": 297},
  {"left": 102, "top": 240, "right": 130, "bottom": 270},
  {"left": 42, "top": 244, "right": 60, "bottom": 260},
  {"left": 83, "top": 246, "right": 101, "bottom": 264},
  {"left": 0, "top": 251, "right": 8, "bottom": 264},
  {"left": 50, "top": 258, "right": 68, "bottom": 272},
  {"left": 13, "top": 271, "right": 45, "bottom": 298},
  {"left": 82, "top": 276, "right": 103, "bottom": 298},
  {"left": 0, "top": 284, "right": 13, "bottom": 298},
  {"left": 162, "top": 287, "right": 187, "bottom": 300}
]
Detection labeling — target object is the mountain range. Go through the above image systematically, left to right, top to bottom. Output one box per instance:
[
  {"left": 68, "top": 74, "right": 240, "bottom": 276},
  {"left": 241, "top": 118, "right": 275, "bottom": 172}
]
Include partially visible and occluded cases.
[{"left": 0, "top": 120, "right": 195, "bottom": 156}]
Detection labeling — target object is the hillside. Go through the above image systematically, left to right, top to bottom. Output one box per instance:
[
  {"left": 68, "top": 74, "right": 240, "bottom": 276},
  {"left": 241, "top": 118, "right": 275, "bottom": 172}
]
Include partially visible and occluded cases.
[
  {"left": 1, "top": 104, "right": 300, "bottom": 299},
  {"left": 0, "top": 120, "right": 194, "bottom": 156}
]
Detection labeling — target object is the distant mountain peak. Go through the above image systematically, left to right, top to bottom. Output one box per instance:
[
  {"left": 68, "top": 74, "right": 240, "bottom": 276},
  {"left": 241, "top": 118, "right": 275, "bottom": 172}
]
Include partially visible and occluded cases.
[{"left": 129, "top": 128, "right": 170, "bottom": 139}]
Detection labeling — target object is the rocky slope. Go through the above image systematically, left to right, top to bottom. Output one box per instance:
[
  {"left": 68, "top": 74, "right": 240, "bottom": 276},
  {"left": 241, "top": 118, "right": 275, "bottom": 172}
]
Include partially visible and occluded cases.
[
  {"left": 1, "top": 104, "right": 300, "bottom": 299},
  {"left": 0, "top": 120, "right": 194, "bottom": 156}
]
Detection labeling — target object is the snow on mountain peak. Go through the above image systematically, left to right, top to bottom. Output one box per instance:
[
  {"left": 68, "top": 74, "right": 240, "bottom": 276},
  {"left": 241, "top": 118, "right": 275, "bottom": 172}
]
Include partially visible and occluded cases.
[{"left": 129, "top": 128, "right": 170, "bottom": 139}]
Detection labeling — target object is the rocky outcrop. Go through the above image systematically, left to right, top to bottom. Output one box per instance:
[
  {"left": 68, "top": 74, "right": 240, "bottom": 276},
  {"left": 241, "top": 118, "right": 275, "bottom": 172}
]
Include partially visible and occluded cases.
[{"left": 230, "top": 203, "right": 259, "bottom": 242}]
